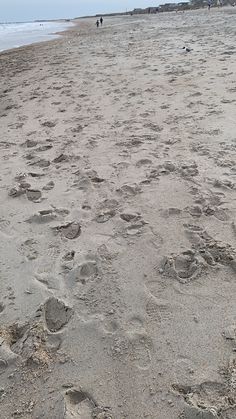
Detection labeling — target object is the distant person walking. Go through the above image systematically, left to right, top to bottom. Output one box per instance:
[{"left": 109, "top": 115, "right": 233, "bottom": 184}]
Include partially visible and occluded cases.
[
  {"left": 208, "top": 0, "right": 212, "bottom": 9},
  {"left": 100, "top": 17, "right": 103, "bottom": 26},
  {"left": 96, "top": 20, "right": 99, "bottom": 28}
]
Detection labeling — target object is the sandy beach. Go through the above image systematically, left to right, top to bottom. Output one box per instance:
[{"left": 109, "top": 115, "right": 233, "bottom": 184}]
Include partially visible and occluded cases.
[{"left": 0, "top": 8, "right": 236, "bottom": 418}]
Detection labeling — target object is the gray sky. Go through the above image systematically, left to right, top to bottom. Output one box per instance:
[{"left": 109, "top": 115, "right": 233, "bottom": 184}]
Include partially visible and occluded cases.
[{"left": 1, "top": 0, "right": 169, "bottom": 22}]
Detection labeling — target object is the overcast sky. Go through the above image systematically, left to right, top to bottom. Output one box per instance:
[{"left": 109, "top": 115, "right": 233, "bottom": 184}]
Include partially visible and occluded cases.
[{"left": 1, "top": 0, "right": 170, "bottom": 22}]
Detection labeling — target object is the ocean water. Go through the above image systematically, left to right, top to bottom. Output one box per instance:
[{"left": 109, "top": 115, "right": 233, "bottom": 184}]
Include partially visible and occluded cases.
[{"left": 0, "top": 21, "right": 72, "bottom": 52}]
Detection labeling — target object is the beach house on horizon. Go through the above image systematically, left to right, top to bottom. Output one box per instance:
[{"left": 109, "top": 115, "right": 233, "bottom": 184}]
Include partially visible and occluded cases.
[{"left": 132, "top": 2, "right": 190, "bottom": 13}]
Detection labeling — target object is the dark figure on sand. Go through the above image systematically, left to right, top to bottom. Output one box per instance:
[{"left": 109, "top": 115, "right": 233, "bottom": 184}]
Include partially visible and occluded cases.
[
  {"left": 100, "top": 17, "right": 103, "bottom": 26},
  {"left": 96, "top": 20, "right": 99, "bottom": 28}
]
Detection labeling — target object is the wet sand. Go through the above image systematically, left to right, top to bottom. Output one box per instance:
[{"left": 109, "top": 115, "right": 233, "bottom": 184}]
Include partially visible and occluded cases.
[{"left": 0, "top": 9, "right": 236, "bottom": 419}]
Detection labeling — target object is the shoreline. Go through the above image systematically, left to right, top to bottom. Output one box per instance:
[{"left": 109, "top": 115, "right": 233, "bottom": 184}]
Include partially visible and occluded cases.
[
  {"left": 1, "top": 9, "right": 236, "bottom": 418},
  {"left": 0, "top": 20, "right": 76, "bottom": 55}
]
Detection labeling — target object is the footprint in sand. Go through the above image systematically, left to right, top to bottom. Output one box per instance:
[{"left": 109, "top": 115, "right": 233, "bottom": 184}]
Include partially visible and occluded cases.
[
  {"left": 41, "top": 120, "right": 57, "bottom": 128},
  {"left": 143, "top": 122, "right": 163, "bottom": 132},
  {"left": 23, "top": 139, "right": 38, "bottom": 148},
  {"left": 36, "top": 144, "right": 53, "bottom": 152},
  {"left": 53, "top": 153, "right": 69, "bottom": 164},
  {"left": 29, "top": 158, "right": 51, "bottom": 168},
  {"left": 135, "top": 158, "right": 152, "bottom": 168},
  {"left": 147, "top": 161, "right": 176, "bottom": 182},
  {"left": 160, "top": 161, "right": 177, "bottom": 174},
  {"left": 178, "top": 161, "right": 199, "bottom": 178},
  {"left": 84, "top": 169, "right": 105, "bottom": 185},
  {"left": 73, "top": 170, "right": 104, "bottom": 192},
  {"left": 28, "top": 171, "right": 45, "bottom": 179},
  {"left": 76, "top": 177, "right": 94, "bottom": 191},
  {"left": 204, "top": 178, "right": 234, "bottom": 190},
  {"left": 43, "top": 181, "right": 55, "bottom": 191},
  {"left": 8, "top": 184, "right": 27, "bottom": 198},
  {"left": 116, "top": 184, "right": 141, "bottom": 197},
  {"left": 26, "top": 189, "right": 42, "bottom": 202},
  {"left": 94, "top": 199, "right": 119, "bottom": 224},
  {"left": 188, "top": 204, "right": 229, "bottom": 222},
  {"left": 186, "top": 205, "right": 203, "bottom": 218},
  {"left": 160, "top": 207, "right": 182, "bottom": 218},
  {"left": 213, "top": 208, "right": 230, "bottom": 225},
  {"left": 26, "top": 209, "right": 57, "bottom": 224},
  {"left": 95, "top": 210, "right": 116, "bottom": 224},
  {"left": 119, "top": 212, "right": 141, "bottom": 222},
  {"left": 0, "top": 218, "right": 14, "bottom": 237},
  {"left": 119, "top": 221, "right": 147, "bottom": 238},
  {"left": 53, "top": 222, "right": 81, "bottom": 240},
  {"left": 184, "top": 223, "right": 204, "bottom": 245},
  {"left": 185, "top": 226, "right": 236, "bottom": 267},
  {"left": 19, "top": 238, "right": 39, "bottom": 260},
  {"left": 198, "top": 239, "right": 236, "bottom": 268},
  {"left": 160, "top": 250, "right": 204, "bottom": 283},
  {"left": 68, "top": 258, "right": 99, "bottom": 286},
  {"left": 77, "top": 260, "right": 98, "bottom": 279},
  {"left": 146, "top": 295, "right": 172, "bottom": 324},
  {"left": 43, "top": 297, "right": 73, "bottom": 332},
  {"left": 0, "top": 314, "right": 64, "bottom": 367},
  {"left": 122, "top": 315, "right": 153, "bottom": 370},
  {"left": 102, "top": 318, "right": 119, "bottom": 335},
  {"left": 0, "top": 325, "right": 22, "bottom": 368},
  {"left": 110, "top": 329, "right": 152, "bottom": 371},
  {"left": 128, "top": 332, "right": 152, "bottom": 370},
  {"left": 173, "top": 356, "right": 197, "bottom": 387},
  {"left": 174, "top": 378, "right": 235, "bottom": 419},
  {"left": 64, "top": 390, "right": 113, "bottom": 418},
  {"left": 32, "top": 393, "right": 65, "bottom": 419},
  {"left": 182, "top": 405, "right": 218, "bottom": 419}
]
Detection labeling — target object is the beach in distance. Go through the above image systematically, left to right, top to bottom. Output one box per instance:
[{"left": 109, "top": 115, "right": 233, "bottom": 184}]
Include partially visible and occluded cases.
[{"left": 0, "top": 8, "right": 236, "bottom": 418}]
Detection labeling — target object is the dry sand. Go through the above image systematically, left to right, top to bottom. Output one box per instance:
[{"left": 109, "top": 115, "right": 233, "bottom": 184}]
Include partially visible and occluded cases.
[{"left": 0, "top": 8, "right": 236, "bottom": 419}]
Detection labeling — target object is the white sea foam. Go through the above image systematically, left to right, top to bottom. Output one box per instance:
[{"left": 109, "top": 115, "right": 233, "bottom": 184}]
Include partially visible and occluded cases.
[{"left": 0, "top": 21, "right": 72, "bottom": 52}]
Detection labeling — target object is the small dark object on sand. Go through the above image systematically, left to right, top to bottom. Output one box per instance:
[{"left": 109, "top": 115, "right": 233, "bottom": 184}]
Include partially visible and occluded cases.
[{"left": 183, "top": 47, "right": 192, "bottom": 52}]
